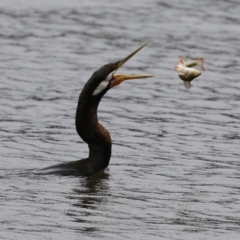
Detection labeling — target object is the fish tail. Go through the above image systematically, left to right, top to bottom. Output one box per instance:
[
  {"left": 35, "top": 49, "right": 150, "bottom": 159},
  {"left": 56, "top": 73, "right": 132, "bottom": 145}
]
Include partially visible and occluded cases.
[{"left": 196, "top": 58, "right": 205, "bottom": 71}]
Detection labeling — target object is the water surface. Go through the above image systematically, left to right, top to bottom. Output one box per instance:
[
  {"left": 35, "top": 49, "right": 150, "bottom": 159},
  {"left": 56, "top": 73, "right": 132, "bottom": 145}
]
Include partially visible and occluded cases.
[{"left": 1, "top": 0, "right": 240, "bottom": 239}]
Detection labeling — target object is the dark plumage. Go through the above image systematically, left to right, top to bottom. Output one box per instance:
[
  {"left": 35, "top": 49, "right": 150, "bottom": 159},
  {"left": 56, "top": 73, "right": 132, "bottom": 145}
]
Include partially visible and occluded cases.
[{"left": 40, "top": 43, "right": 153, "bottom": 176}]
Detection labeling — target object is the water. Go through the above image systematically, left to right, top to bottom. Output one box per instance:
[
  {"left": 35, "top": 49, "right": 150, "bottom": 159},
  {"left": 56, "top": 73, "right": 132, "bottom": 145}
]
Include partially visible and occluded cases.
[{"left": 1, "top": 0, "right": 240, "bottom": 239}]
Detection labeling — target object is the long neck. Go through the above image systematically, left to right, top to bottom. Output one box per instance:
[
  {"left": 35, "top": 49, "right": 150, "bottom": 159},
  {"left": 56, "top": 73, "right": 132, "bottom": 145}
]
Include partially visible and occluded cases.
[{"left": 75, "top": 92, "right": 112, "bottom": 174}]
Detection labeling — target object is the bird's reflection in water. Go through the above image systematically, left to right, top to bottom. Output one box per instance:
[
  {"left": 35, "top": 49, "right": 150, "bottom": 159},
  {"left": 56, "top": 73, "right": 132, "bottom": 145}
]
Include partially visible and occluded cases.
[
  {"left": 66, "top": 170, "right": 110, "bottom": 233},
  {"left": 78, "top": 170, "right": 109, "bottom": 195}
]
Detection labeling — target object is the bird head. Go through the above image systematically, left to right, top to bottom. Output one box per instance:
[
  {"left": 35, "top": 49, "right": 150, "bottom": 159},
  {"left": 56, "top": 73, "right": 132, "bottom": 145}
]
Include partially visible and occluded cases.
[{"left": 86, "top": 43, "right": 154, "bottom": 97}]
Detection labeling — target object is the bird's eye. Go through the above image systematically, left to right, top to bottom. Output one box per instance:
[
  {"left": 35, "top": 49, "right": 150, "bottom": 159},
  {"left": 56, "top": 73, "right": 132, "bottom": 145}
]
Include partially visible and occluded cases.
[{"left": 92, "top": 72, "right": 115, "bottom": 96}]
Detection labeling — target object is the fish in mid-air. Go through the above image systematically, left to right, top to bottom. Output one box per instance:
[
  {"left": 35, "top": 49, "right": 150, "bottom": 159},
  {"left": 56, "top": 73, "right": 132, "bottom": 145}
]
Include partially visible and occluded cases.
[{"left": 175, "top": 57, "right": 205, "bottom": 89}]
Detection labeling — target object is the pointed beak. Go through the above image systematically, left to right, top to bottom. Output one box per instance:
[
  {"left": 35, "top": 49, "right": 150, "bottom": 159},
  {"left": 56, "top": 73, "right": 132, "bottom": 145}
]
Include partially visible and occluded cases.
[
  {"left": 110, "top": 43, "right": 155, "bottom": 87},
  {"left": 110, "top": 74, "right": 155, "bottom": 87}
]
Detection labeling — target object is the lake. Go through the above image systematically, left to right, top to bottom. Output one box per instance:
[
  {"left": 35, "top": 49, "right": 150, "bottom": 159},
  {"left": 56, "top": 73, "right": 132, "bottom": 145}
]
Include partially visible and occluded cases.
[{"left": 1, "top": 0, "right": 240, "bottom": 239}]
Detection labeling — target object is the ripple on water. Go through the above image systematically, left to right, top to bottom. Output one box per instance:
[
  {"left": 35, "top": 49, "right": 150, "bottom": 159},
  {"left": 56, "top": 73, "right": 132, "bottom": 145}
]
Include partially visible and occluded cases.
[{"left": 1, "top": 0, "right": 240, "bottom": 239}]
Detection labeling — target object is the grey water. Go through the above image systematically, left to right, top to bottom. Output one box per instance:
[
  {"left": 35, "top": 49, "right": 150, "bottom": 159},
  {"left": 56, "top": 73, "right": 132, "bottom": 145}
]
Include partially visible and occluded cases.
[{"left": 1, "top": 0, "right": 240, "bottom": 239}]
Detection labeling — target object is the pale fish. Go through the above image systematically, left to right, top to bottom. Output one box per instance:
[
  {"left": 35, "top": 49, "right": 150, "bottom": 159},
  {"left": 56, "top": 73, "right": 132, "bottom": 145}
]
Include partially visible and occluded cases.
[{"left": 175, "top": 56, "right": 205, "bottom": 89}]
